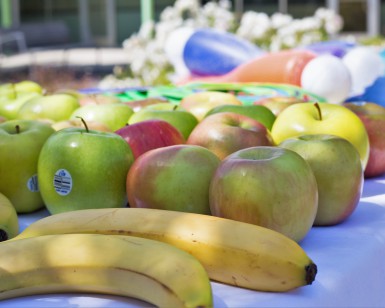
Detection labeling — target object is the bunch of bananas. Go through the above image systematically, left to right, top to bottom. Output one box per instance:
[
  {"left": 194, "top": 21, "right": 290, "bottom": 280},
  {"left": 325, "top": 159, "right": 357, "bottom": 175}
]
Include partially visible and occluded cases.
[{"left": 0, "top": 207, "right": 318, "bottom": 306}]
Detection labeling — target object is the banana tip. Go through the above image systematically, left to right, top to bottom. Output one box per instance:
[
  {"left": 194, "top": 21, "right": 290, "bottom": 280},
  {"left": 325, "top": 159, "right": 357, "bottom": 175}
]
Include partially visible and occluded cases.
[
  {"left": 0, "top": 229, "right": 8, "bottom": 241},
  {"left": 305, "top": 263, "right": 317, "bottom": 285}
]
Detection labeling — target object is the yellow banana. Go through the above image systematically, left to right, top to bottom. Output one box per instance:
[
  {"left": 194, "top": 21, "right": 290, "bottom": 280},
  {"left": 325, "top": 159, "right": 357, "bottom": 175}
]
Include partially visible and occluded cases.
[
  {"left": 0, "top": 192, "right": 19, "bottom": 241},
  {"left": 14, "top": 207, "right": 317, "bottom": 292},
  {"left": 0, "top": 233, "right": 213, "bottom": 307}
]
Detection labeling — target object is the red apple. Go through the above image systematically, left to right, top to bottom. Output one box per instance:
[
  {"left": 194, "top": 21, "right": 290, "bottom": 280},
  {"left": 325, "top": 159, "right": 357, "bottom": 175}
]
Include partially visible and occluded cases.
[
  {"left": 79, "top": 93, "right": 121, "bottom": 106},
  {"left": 254, "top": 96, "right": 306, "bottom": 116},
  {"left": 123, "top": 97, "right": 170, "bottom": 112},
  {"left": 344, "top": 101, "right": 385, "bottom": 178},
  {"left": 187, "top": 112, "right": 274, "bottom": 160},
  {"left": 115, "top": 119, "right": 185, "bottom": 159},
  {"left": 127, "top": 144, "right": 221, "bottom": 214}
]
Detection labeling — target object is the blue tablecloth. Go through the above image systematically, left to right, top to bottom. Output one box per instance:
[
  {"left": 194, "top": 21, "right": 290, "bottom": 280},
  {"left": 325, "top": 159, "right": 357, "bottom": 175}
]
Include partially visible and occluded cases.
[{"left": 2, "top": 175, "right": 385, "bottom": 307}]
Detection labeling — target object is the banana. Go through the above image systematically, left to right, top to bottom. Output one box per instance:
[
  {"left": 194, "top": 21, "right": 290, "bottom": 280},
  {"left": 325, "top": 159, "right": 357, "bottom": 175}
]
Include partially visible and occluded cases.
[
  {"left": 0, "top": 192, "right": 19, "bottom": 241},
  {"left": 14, "top": 207, "right": 317, "bottom": 292},
  {"left": 0, "top": 233, "right": 213, "bottom": 307}
]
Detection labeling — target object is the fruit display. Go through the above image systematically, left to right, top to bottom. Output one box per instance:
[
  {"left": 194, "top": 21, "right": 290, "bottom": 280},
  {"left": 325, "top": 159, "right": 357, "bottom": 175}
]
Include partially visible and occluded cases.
[{"left": 0, "top": 79, "right": 384, "bottom": 305}]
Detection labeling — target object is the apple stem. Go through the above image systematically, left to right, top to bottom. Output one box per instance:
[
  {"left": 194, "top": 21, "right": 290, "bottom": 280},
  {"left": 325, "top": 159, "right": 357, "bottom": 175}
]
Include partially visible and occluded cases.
[
  {"left": 10, "top": 84, "right": 17, "bottom": 99},
  {"left": 314, "top": 103, "right": 322, "bottom": 121},
  {"left": 173, "top": 105, "right": 178, "bottom": 111},
  {"left": 77, "top": 116, "right": 89, "bottom": 132},
  {"left": 15, "top": 124, "right": 20, "bottom": 134}
]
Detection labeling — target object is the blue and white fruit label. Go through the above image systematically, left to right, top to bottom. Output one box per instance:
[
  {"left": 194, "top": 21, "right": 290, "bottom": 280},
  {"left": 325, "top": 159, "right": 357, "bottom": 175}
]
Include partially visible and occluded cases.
[
  {"left": 53, "top": 169, "right": 72, "bottom": 196},
  {"left": 27, "top": 174, "right": 39, "bottom": 192}
]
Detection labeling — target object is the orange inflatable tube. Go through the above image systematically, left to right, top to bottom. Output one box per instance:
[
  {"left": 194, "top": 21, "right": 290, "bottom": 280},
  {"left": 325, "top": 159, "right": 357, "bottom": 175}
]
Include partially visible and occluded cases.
[{"left": 181, "top": 49, "right": 317, "bottom": 86}]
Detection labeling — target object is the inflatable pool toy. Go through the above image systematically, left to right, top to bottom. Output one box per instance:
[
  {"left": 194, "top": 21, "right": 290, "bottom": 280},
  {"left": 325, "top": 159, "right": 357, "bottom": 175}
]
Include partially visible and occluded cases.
[
  {"left": 165, "top": 27, "right": 264, "bottom": 78},
  {"left": 302, "top": 40, "right": 355, "bottom": 58},
  {"left": 342, "top": 46, "right": 385, "bottom": 97},
  {"left": 181, "top": 49, "right": 317, "bottom": 86},
  {"left": 300, "top": 54, "right": 352, "bottom": 104}
]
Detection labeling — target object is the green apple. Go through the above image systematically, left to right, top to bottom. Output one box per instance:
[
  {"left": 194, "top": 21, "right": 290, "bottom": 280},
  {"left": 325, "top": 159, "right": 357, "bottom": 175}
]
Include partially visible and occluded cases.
[
  {"left": 13, "top": 80, "right": 44, "bottom": 94},
  {"left": 0, "top": 81, "right": 43, "bottom": 98},
  {"left": 179, "top": 91, "right": 243, "bottom": 121},
  {"left": 0, "top": 92, "right": 42, "bottom": 120},
  {"left": 17, "top": 94, "right": 80, "bottom": 122},
  {"left": 343, "top": 101, "right": 385, "bottom": 178},
  {"left": 143, "top": 102, "right": 178, "bottom": 110},
  {"left": 271, "top": 102, "right": 370, "bottom": 168},
  {"left": 70, "top": 103, "right": 134, "bottom": 131},
  {"left": 204, "top": 104, "right": 276, "bottom": 131},
  {"left": 128, "top": 107, "right": 198, "bottom": 140},
  {"left": 187, "top": 112, "right": 274, "bottom": 160},
  {"left": 52, "top": 118, "right": 112, "bottom": 132},
  {"left": 0, "top": 119, "right": 56, "bottom": 213},
  {"left": 38, "top": 125, "right": 135, "bottom": 215},
  {"left": 279, "top": 134, "right": 363, "bottom": 226},
  {"left": 127, "top": 144, "right": 221, "bottom": 214},
  {"left": 209, "top": 146, "right": 318, "bottom": 243},
  {"left": 0, "top": 192, "right": 19, "bottom": 241}
]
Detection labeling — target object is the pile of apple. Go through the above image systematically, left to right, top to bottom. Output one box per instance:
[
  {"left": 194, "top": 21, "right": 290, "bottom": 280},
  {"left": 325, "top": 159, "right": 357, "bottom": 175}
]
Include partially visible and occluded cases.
[{"left": 1, "top": 80, "right": 385, "bottom": 243}]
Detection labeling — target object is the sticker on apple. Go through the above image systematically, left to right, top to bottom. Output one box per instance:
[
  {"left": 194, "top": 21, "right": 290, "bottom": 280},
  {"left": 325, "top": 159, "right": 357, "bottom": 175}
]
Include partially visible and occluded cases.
[
  {"left": 53, "top": 169, "right": 72, "bottom": 196},
  {"left": 27, "top": 174, "right": 39, "bottom": 192}
]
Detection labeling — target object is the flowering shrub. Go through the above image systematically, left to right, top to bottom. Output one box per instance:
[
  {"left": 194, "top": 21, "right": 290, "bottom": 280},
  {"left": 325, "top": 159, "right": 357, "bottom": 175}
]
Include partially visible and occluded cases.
[{"left": 99, "top": 0, "right": 343, "bottom": 88}]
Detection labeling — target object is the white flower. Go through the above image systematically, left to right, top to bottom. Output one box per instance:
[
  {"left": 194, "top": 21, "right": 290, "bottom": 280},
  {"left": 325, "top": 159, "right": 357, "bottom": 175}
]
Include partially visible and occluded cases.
[{"left": 271, "top": 13, "right": 292, "bottom": 29}]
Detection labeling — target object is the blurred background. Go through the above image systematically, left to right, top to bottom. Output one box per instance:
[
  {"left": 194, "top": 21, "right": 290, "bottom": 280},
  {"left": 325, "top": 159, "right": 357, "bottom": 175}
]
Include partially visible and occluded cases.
[{"left": 1, "top": 0, "right": 385, "bottom": 91}]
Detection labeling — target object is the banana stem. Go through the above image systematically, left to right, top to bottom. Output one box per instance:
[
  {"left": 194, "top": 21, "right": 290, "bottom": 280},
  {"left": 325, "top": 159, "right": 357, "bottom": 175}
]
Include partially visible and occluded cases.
[
  {"left": 0, "top": 229, "right": 8, "bottom": 241},
  {"left": 305, "top": 263, "right": 317, "bottom": 285}
]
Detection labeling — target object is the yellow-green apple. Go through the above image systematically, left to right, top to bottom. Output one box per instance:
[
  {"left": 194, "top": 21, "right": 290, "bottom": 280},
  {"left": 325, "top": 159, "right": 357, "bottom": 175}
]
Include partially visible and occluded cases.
[
  {"left": 0, "top": 80, "right": 43, "bottom": 97},
  {"left": 13, "top": 80, "right": 44, "bottom": 94},
  {"left": 0, "top": 91, "right": 41, "bottom": 120},
  {"left": 179, "top": 91, "right": 243, "bottom": 121},
  {"left": 17, "top": 93, "right": 80, "bottom": 122},
  {"left": 78, "top": 93, "right": 121, "bottom": 106},
  {"left": 253, "top": 96, "right": 306, "bottom": 116},
  {"left": 123, "top": 97, "right": 170, "bottom": 112},
  {"left": 343, "top": 101, "right": 385, "bottom": 178},
  {"left": 271, "top": 102, "right": 370, "bottom": 168},
  {"left": 70, "top": 103, "right": 134, "bottom": 131},
  {"left": 204, "top": 104, "right": 276, "bottom": 131},
  {"left": 128, "top": 107, "right": 198, "bottom": 140},
  {"left": 187, "top": 112, "right": 274, "bottom": 160},
  {"left": 52, "top": 118, "right": 112, "bottom": 132},
  {"left": 0, "top": 119, "right": 56, "bottom": 213},
  {"left": 115, "top": 119, "right": 185, "bottom": 159},
  {"left": 37, "top": 124, "right": 134, "bottom": 215},
  {"left": 279, "top": 134, "right": 363, "bottom": 226},
  {"left": 126, "top": 144, "right": 221, "bottom": 214},
  {"left": 209, "top": 146, "right": 318, "bottom": 242},
  {"left": 0, "top": 192, "right": 19, "bottom": 241}
]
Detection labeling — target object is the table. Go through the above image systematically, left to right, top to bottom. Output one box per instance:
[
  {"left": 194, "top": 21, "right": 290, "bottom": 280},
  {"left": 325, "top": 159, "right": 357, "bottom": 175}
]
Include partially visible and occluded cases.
[{"left": 2, "top": 175, "right": 385, "bottom": 307}]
